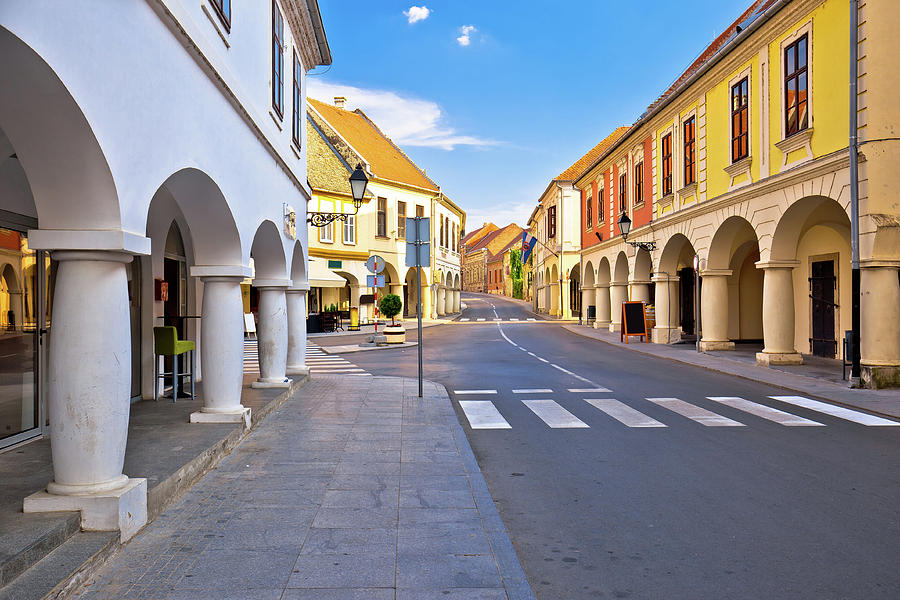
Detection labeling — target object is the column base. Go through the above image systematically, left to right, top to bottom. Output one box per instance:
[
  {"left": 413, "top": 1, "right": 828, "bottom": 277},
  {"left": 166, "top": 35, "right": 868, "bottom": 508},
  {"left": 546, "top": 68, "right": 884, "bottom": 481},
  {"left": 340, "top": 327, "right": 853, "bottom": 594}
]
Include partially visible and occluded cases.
[
  {"left": 593, "top": 320, "right": 610, "bottom": 329},
  {"left": 608, "top": 322, "right": 621, "bottom": 333},
  {"left": 652, "top": 327, "right": 681, "bottom": 344},
  {"left": 700, "top": 340, "right": 735, "bottom": 352},
  {"left": 756, "top": 352, "right": 803, "bottom": 366},
  {"left": 861, "top": 364, "right": 900, "bottom": 389},
  {"left": 286, "top": 365, "right": 310, "bottom": 376},
  {"left": 251, "top": 378, "right": 293, "bottom": 389},
  {"left": 190, "top": 406, "right": 251, "bottom": 427},
  {"left": 24, "top": 478, "right": 147, "bottom": 542}
]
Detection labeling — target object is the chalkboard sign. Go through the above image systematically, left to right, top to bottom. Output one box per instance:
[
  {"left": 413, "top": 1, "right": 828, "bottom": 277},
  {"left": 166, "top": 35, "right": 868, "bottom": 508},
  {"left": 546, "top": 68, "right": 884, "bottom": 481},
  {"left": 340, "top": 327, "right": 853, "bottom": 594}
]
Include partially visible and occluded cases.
[{"left": 621, "top": 301, "right": 648, "bottom": 344}]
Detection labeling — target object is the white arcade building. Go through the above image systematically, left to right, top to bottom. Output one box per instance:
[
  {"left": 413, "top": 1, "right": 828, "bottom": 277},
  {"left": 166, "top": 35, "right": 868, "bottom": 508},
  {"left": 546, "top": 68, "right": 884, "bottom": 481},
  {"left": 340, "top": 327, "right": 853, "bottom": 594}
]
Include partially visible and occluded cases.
[{"left": 0, "top": 1, "right": 329, "bottom": 538}]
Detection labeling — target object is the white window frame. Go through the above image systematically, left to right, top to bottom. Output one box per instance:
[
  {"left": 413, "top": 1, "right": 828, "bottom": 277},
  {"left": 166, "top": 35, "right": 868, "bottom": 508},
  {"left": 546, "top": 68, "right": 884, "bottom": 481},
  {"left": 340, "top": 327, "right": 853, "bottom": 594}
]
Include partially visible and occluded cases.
[
  {"left": 343, "top": 214, "right": 355, "bottom": 245},
  {"left": 319, "top": 220, "right": 333, "bottom": 243}
]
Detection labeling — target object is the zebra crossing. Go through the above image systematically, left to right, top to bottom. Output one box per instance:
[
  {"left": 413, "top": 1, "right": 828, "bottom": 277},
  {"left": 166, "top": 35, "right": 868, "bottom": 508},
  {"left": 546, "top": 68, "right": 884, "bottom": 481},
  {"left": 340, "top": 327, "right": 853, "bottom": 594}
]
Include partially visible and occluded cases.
[
  {"left": 458, "top": 317, "right": 537, "bottom": 322},
  {"left": 242, "top": 340, "right": 370, "bottom": 376},
  {"left": 451, "top": 388, "right": 900, "bottom": 430}
]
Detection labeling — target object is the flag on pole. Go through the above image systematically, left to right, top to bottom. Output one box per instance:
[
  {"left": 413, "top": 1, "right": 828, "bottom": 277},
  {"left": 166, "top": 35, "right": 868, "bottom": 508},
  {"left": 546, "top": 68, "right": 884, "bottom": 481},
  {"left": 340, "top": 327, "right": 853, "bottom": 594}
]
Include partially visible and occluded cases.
[{"left": 521, "top": 231, "right": 538, "bottom": 264}]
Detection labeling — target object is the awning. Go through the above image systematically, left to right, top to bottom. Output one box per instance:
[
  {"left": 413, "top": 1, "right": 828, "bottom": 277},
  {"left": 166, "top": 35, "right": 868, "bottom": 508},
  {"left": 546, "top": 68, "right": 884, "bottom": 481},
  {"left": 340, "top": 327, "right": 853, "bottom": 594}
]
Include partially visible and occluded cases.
[{"left": 309, "top": 257, "right": 347, "bottom": 288}]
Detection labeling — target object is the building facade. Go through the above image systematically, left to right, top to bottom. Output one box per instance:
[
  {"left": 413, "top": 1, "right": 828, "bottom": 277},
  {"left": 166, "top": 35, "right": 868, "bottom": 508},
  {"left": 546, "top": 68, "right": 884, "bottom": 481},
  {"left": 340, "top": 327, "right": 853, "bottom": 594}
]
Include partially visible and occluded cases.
[
  {"left": 576, "top": 0, "right": 900, "bottom": 387},
  {"left": 0, "top": 1, "right": 330, "bottom": 536},
  {"left": 307, "top": 98, "right": 463, "bottom": 321},
  {"left": 461, "top": 223, "right": 498, "bottom": 292}
]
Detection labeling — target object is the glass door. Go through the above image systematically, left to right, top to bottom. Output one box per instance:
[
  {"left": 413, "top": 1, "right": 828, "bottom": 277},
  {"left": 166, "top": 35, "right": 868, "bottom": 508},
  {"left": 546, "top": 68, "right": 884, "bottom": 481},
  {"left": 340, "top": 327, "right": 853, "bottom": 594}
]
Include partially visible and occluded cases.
[{"left": 0, "top": 227, "right": 42, "bottom": 448}]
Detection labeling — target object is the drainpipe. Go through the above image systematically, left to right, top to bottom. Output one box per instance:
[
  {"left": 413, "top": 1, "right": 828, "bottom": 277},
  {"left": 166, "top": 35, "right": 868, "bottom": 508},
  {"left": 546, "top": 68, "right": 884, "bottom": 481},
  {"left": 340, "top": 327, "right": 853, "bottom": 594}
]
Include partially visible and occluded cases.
[{"left": 849, "top": 0, "right": 861, "bottom": 386}]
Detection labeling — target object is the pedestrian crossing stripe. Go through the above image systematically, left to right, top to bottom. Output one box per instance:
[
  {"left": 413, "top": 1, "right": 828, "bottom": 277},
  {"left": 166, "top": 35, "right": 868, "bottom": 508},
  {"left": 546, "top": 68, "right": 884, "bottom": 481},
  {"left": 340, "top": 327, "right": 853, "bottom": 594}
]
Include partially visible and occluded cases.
[
  {"left": 243, "top": 341, "right": 369, "bottom": 376},
  {"left": 769, "top": 396, "right": 900, "bottom": 426},
  {"left": 646, "top": 397, "right": 745, "bottom": 426},
  {"left": 707, "top": 397, "right": 824, "bottom": 426},
  {"left": 584, "top": 398, "right": 666, "bottom": 428},
  {"left": 523, "top": 400, "right": 589, "bottom": 428},
  {"left": 458, "top": 401, "right": 511, "bottom": 429}
]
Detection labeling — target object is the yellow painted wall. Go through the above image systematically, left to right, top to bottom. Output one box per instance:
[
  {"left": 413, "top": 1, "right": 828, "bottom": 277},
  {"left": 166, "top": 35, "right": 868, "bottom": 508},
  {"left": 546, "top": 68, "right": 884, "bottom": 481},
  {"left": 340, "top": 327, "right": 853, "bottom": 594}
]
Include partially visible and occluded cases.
[
  {"left": 769, "top": 0, "right": 849, "bottom": 173},
  {"left": 705, "top": 56, "right": 760, "bottom": 199}
]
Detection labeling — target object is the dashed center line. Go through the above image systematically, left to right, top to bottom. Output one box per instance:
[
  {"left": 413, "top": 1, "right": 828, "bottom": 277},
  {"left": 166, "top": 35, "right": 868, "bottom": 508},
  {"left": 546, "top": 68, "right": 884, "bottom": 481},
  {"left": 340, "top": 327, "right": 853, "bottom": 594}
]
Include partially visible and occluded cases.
[
  {"left": 454, "top": 389, "right": 498, "bottom": 395},
  {"left": 512, "top": 389, "right": 554, "bottom": 394}
]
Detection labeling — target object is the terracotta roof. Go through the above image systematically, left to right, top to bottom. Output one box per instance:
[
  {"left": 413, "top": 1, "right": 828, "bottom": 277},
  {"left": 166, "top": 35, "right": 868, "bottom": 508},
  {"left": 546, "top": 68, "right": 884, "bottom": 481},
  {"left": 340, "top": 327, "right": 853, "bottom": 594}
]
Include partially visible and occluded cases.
[
  {"left": 645, "top": 0, "right": 777, "bottom": 113},
  {"left": 309, "top": 98, "right": 439, "bottom": 192},
  {"left": 556, "top": 126, "right": 631, "bottom": 181},
  {"left": 462, "top": 223, "right": 498, "bottom": 246},
  {"left": 468, "top": 224, "right": 522, "bottom": 255},
  {"left": 495, "top": 232, "right": 525, "bottom": 256}
]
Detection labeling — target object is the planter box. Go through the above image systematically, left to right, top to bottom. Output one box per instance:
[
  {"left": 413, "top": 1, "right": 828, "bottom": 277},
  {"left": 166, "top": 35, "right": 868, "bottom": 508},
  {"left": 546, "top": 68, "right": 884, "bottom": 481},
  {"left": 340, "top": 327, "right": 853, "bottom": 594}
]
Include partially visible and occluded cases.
[{"left": 383, "top": 326, "right": 406, "bottom": 344}]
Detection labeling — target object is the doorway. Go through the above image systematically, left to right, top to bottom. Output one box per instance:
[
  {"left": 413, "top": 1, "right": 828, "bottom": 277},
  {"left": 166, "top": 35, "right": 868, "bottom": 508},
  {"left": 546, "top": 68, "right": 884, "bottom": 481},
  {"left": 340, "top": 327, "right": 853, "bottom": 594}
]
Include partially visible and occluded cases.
[
  {"left": 0, "top": 226, "right": 43, "bottom": 449},
  {"left": 810, "top": 260, "right": 837, "bottom": 358},
  {"left": 679, "top": 267, "right": 695, "bottom": 335}
]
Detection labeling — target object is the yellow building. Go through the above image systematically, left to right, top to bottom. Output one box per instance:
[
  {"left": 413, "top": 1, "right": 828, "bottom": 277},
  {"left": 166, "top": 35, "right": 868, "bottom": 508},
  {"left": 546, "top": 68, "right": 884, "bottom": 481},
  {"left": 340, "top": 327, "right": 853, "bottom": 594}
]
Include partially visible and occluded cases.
[
  {"left": 575, "top": 0, "right": 899, "bottom": 387},
  {"left": 306, "top": 97, "right": 465, "bottom": 323}
]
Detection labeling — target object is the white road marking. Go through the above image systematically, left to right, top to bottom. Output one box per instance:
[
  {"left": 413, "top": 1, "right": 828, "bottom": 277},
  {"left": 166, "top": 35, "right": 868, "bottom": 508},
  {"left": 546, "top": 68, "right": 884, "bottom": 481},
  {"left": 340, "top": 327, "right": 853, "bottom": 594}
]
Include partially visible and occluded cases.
[
  {"left": 459, "top": 318, "right": 470, "bottom": 321},
  {"left": 477, "top": 318, "right": 486, "bottom": 322},
  {"left": 509, "top": 318, "right": 519, "bottom": 321},
  {"left": 527, "top": 318, "right": 536, "bottom": 321},
  {"left": 519, "top": 347, "right": 528, "bottom": 352},
  {"left": 536, "top": 357, "right": 549, "bottom": 363},
  {"left": 551, "top": 364, "right": 576, "bottom": 375},
  {"left": 312, "top": 368, "right": 366, "bottom": 373},
  {"left": 568, "top": 387, "right": 612, "bottom": 393},
  {"left": 454, "top": 389, "right": 498, "bottom": 395},
  {"left": 512, "top": 389, "right": 554, "bottom": 394},
  {"left": 769, "top": 396, "right": 900, "bottom": 426},
  {"left": 707, "top": 397, "right": 825, "bottom": 426},
  {"left": 584, "top": 398, "right": 667, "bottom": 427},
  {"left": 647, "top": 398, "right": 745, "bottom": 426},
  {"left": 523, "top": 400, "right": 590, "bottom": 428},
  {"left": 458, "top": 401, "right": 512, "bottom": 429}
]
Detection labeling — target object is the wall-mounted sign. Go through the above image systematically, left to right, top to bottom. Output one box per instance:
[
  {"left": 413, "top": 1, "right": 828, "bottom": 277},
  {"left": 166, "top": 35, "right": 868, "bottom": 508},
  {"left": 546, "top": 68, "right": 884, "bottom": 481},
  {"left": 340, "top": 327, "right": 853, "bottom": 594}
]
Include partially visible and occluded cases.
[
  {"left": 283, "top": 203, "right": 296, "bottom": 240},
  {"left": 327, "top": 260, "right": 342, "bottom": 269}
]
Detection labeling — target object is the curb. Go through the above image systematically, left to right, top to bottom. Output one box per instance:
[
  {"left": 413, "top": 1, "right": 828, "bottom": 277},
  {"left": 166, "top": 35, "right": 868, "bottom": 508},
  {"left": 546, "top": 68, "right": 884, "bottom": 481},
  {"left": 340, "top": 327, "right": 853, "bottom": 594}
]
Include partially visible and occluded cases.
[
  {"left": 560, "top": 324, "right": 899, "bottom": 421},
  {"left": 430, "top": 380, "right": 536, "bottom": 600}
]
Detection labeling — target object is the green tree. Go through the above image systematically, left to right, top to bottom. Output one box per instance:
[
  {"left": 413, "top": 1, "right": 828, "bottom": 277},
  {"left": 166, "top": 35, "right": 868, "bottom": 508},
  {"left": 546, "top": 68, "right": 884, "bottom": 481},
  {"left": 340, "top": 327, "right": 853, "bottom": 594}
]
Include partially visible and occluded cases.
[
  {"left": 509, "top": 249, "right": 524, "bottom": 299},
  {"left": 378, "top": 294, "right": 402, "bottom": 326}
]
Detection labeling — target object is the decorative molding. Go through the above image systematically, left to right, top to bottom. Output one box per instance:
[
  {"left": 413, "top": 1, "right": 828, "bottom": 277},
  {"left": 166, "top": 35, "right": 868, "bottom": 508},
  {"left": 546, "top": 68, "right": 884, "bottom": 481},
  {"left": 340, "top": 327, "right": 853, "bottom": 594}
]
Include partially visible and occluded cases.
[
  {"left": 774, "top": 128, "right": 814, "bottom": 167},
  {"left": 724, "top": 156, "right": 753, "bottom": 190}
]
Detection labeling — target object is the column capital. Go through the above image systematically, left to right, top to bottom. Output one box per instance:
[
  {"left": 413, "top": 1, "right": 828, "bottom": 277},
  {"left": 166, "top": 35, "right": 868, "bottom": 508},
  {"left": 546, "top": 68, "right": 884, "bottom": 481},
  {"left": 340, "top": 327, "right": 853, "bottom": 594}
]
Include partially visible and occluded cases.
[
  {"left": 28, "top": 229, "right": 150, "bottom": 255},
  {"left": 49, "top": 250, "right": 134, "bottom": 264},
  {"left": 860, "top": 258, "right": 900, "bottom": 268},
  {"left": 755, "top": 260, "right": 800, "bottom": 270},
  {"left": 191, "top": 265, "right": 252, "bottom": 279},
  {"left": 699, "top": 269, "right": 732, "bottom": 278},
  {"left": 651, "top": 274, "right": 677, "bottom": 283},
  {"left": 253, "top": 278, "right": 292, "bottom": 289},
  {"left": 629, "top": 279, "right": 653, "bottom": 285},
  {"left": 610, "top": 280, "right": 628, "bottom": 287},
  {"left": 594, "top": 282, "right": 610, "bottom": 289},
  {"left": 286, "top": 287, "right": 309, "bottom": 295}
]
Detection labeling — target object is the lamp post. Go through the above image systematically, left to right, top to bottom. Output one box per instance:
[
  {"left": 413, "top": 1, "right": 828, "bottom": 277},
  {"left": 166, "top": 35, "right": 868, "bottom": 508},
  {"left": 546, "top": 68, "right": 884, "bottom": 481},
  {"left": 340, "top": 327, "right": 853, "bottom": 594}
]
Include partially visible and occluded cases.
[
  {"left": 308, "top": 163, "right": 368, "bottom": 227},
  {"left": 617, "top": 212, "right": 656, "bottom": 252}
]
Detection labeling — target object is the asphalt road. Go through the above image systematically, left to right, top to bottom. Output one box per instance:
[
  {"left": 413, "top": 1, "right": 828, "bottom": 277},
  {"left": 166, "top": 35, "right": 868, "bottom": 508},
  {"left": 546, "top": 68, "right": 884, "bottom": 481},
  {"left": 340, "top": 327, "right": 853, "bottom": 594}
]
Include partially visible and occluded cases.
[{"left": 344, "top": 292, "right": 900, "bottom": 600}]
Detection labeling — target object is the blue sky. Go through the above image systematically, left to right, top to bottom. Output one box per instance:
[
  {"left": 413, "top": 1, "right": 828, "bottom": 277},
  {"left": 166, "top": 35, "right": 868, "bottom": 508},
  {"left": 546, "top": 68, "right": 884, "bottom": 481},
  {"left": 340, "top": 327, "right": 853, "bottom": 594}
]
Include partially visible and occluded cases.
[{"left": 309, "top": 1, "right": 753, "bottom": 232}]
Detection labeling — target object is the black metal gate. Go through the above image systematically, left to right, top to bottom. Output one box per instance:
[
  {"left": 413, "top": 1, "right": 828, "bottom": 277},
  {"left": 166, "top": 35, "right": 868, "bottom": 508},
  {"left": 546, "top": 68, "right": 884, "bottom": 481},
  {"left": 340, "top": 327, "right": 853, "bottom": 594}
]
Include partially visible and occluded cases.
[{"left": 810, "top": 260, "right": 837, "bottom": 358}]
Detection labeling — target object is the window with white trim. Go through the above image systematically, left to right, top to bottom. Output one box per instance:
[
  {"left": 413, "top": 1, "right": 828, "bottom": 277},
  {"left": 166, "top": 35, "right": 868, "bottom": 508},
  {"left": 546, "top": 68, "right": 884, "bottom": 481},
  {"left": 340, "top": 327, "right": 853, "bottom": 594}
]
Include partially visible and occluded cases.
[{"left": 343, "top": 214, "right": 355, "bottom": 244}]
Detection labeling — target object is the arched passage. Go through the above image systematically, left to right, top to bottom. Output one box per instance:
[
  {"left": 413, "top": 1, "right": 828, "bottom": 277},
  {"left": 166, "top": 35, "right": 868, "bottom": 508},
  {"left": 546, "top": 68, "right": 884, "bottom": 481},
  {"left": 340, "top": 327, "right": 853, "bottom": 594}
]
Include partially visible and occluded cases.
[
  {"left": 766, "top": 196, "right": 851, "bottom": 360},
  {"left": 705, "top": 216, "right": 763, "bottom": 347},
  {"left": 657, "top": 234, "right": 697, "bottom": 336},
  {"left": 631, "top": 248, "right": 653, "bottom": 304},
  {"left": 582, "top": 261, "right": 595, "bottom": 323},
  {"left": 550, "top": 263, "right": 559, "bottom": 315},
  {"left": 569, "top": 265, "right": 581, "bottom": 318}
]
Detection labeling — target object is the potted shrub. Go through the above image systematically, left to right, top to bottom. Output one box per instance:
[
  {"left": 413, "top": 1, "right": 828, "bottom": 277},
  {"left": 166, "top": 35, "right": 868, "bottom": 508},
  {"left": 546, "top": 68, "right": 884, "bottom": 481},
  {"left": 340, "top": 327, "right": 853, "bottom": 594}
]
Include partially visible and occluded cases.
[{"left": 378, "top": 294, "right": 405, "bottom": 343}]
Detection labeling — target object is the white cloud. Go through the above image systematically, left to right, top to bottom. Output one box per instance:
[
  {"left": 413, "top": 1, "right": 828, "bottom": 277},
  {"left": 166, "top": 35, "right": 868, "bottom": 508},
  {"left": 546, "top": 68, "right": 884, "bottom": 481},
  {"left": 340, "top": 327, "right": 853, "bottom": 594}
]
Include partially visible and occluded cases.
[
  {"left": 403, "top": 6, "right": 431, "bottom": 24},
  {"left": 457, "top": 25, "right": 476, "bottom": 47},
  {"left": 308, "top": 80, "right": 498, "bottom": 151}
]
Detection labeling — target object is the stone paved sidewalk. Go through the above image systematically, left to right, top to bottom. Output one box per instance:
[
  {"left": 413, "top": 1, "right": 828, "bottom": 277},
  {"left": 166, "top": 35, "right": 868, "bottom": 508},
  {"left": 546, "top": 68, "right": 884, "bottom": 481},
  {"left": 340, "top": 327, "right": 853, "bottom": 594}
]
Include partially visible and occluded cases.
[{"left": 73, "top": 376, "right": 533, "bottom": 600}]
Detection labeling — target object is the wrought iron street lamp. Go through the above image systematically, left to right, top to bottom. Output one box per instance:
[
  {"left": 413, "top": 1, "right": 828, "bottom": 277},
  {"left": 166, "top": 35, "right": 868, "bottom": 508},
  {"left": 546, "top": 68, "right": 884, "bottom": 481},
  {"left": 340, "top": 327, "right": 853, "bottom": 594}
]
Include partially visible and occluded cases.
[
  {"left": 308, "top": 163, "right": 369, "bottom": 227},
  {"left": 617, "top": 212, "right": 656, "bottom": 252}
]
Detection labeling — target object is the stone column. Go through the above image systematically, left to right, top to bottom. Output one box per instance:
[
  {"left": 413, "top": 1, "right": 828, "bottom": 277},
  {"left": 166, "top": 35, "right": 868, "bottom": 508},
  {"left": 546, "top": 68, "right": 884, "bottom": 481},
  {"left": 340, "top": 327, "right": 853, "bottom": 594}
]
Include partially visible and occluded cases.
[
  {"left": 23, "top": 248, "right": 147, "bottom": 541},
  {"left": 756, "top": 261, "right": 802, "bottom": 365},
  {"left": 860, "top": 261, "right": 900, "bottom": 388},
  {"left": 699, "top": 269, "right": 734, "bottom": 351},
  {"left": 190, "top": 270, "right": 251, "bottom": 423},
  {"left": 651, "top": 274, "right": 679, "bottom": 343},
  {"left": 252, "top": 279, "right": 292, "bottom": 388},
  {"left": 629, "top": 280, "right": 651, "bottom": 303},
  {"left": 608, "top": 281, "right": 627, "bottom": 332},
  {"left": 421, "top": 282, "right": 432, "bottom": 318},
  {"left": 594, "top": 283, "right": 610, "bottom": 329},
  {"left": 286, "top": 285, "right": 310, "bottom": 377},
  {"left": 437, "top": 286, "right": 446, "bottom": 316},
  {"left": 581, "top": 286, "right": 595, "bottom": 324},
  {"left": 454, "top": 289, "right": 461, "bottom": 313}
]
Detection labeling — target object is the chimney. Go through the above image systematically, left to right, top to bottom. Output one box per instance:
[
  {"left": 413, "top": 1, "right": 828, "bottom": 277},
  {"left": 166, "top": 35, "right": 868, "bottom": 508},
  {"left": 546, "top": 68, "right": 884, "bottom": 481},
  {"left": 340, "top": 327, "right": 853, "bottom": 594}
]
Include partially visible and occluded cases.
[{"left": 334, "top": 96, "right": 347, "bottom": 109}]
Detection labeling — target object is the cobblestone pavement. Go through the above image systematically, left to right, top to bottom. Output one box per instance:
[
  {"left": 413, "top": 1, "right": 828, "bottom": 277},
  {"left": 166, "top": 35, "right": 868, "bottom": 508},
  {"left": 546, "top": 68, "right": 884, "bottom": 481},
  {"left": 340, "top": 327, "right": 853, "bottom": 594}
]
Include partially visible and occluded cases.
[{"left": 74, "top": 376, "right": 533, "bottom": 600}]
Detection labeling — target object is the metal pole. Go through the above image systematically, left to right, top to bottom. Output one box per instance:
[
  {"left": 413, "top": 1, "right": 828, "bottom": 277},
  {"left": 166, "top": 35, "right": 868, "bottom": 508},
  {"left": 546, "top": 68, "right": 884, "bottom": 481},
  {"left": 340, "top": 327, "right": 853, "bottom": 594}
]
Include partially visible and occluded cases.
[
  {"left": 849, "top": 0, "right": 861, "bottom": 386},
  {"left": 416, "top": 217, "right": 424, "bottom": 398}
]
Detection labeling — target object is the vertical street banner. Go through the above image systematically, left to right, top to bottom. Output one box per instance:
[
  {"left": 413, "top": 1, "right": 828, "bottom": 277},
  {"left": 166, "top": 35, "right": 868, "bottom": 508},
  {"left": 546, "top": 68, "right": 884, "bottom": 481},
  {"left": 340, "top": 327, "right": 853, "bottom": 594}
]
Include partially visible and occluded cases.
[{"left": 521, "top": 231, "right": 538, "bottom": 264}]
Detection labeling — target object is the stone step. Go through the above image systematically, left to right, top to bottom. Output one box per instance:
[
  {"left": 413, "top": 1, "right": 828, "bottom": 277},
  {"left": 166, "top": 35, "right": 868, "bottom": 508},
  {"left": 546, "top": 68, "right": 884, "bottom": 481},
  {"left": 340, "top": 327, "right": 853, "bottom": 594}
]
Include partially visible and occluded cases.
[
  {"left": 0, "top": 512, "right": 80, "bottom": 592},
  {"left": 0, "top": 530, "right": 117, "bottom": 600}
]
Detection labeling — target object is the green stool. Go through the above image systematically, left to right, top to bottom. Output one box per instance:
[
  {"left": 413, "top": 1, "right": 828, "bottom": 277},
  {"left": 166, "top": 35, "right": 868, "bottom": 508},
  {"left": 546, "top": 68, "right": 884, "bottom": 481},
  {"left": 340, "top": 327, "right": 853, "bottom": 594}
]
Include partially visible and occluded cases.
[{"left": 153, "top": 326, "right": 195, "bottom": 402}]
